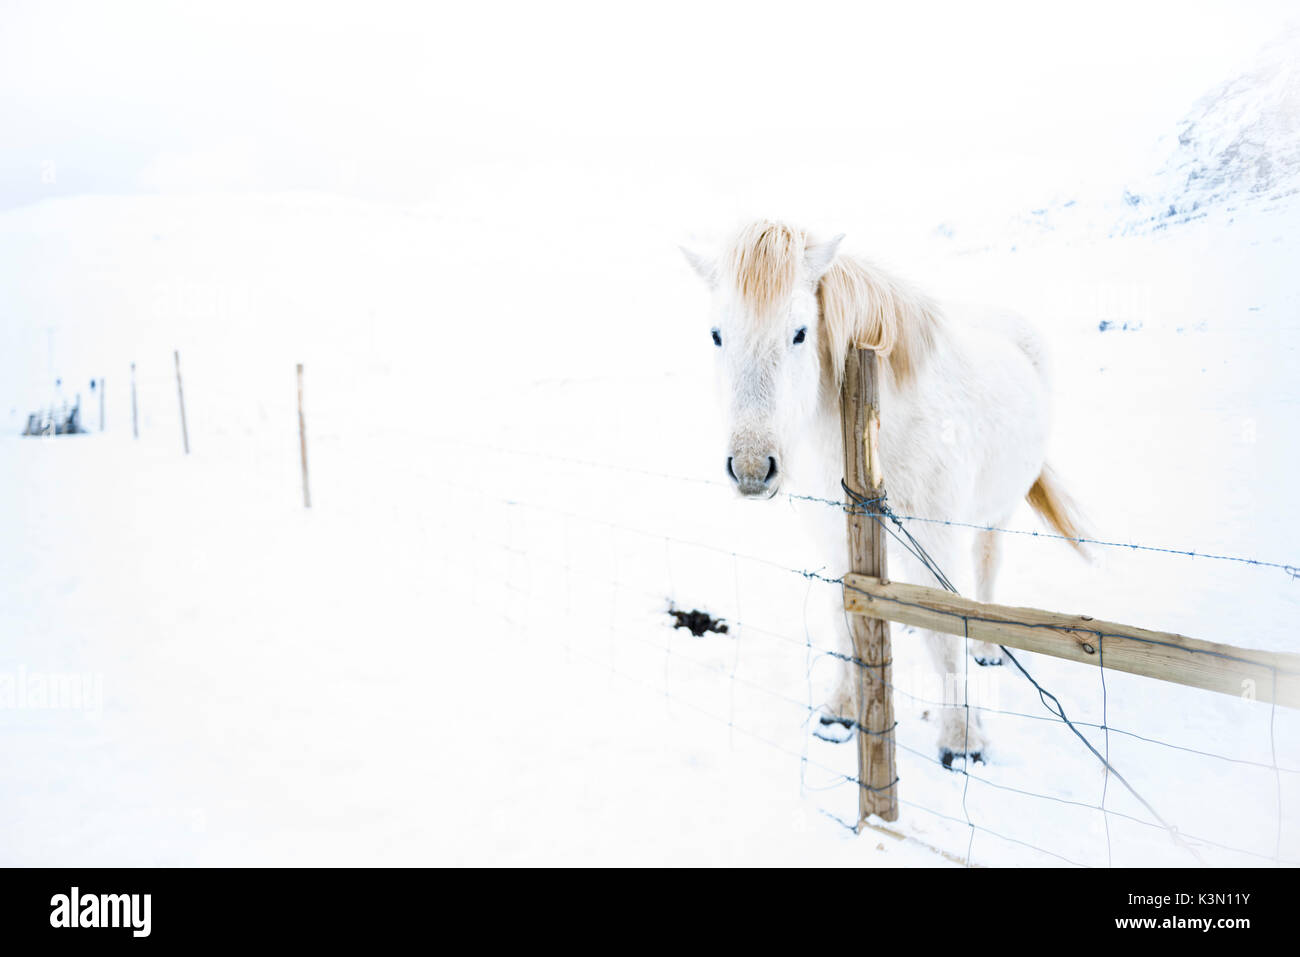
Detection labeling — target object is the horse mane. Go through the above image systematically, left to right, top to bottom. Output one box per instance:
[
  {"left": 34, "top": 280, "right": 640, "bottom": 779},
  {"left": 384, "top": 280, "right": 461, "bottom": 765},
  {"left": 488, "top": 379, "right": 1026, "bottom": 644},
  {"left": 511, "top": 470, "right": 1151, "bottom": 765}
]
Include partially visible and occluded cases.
[
  {"left": 722, "top": 220, "right": 943, "bottom": 390},
  {"left": 723, "top": 220, "right": 805, "bottom": 319},
  {"left": 818, "top": 254, "right": 944, "bottom": 391}
]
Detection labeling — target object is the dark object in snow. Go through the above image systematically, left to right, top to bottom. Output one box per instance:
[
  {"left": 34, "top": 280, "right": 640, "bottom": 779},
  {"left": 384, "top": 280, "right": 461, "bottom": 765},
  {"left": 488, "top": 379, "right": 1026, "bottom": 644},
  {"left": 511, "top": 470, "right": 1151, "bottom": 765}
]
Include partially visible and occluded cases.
[
  {"left": 668, "top": 606, "right": 729, "bottom": 637},
  {"left": 973, "top": 650, "right": 1003, "bottom": 667},
  {"left": 815, "top": 714, "right": 854, "bottom": 744},
  {"left": 940, "top": 747, "right": 984, "bottom": 770}
]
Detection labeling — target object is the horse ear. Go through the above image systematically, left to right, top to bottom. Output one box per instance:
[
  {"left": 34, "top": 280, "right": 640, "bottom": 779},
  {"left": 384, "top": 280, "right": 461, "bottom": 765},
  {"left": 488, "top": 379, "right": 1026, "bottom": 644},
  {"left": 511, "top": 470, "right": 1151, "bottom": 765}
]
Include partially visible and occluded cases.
[
  {"left": 805, "top": 233, "right": 845, "bottom": 282},
  {"left": 680, "top": 246, "right": 716, "bottom": 287}
]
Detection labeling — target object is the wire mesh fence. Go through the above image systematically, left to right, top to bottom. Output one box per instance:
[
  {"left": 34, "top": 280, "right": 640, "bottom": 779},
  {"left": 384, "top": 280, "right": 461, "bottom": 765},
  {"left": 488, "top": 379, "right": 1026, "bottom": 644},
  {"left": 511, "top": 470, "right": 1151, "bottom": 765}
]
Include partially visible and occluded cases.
[
  {"left": 74, "top": 357, "right": 1300, "bottom": 866},
  {"left": 392, "top": 434, "right": 1300, "bottom": 867}
]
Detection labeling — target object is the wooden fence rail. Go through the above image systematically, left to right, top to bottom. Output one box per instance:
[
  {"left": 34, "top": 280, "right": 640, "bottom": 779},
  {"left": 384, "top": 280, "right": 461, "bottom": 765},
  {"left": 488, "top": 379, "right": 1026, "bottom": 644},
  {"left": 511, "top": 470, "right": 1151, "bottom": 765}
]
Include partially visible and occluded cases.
[{"left": 843, "top": 573, "right": 1300, "bottom": 708}]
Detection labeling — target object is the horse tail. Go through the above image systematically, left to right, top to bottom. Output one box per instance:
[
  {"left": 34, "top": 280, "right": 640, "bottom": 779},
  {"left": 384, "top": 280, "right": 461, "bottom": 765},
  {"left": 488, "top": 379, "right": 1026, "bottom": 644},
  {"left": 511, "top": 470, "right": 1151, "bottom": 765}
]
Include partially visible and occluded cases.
[{"left": 1027, "top": 464, "right": 1089, "bottom": 558}]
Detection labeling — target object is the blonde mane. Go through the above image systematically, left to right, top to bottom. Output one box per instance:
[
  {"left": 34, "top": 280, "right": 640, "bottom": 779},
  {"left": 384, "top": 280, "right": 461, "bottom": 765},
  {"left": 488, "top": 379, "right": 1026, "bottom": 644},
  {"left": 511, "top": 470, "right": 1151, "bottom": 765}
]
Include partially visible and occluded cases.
[
  {"left": 722, "top": 220, "right": 943, "bottom": 388},
  {"left": 723, "top": 221, "right": 805, "bottom": 319},
  {"left": 818, "top": 255, "right": 944, "bottom": 390}
]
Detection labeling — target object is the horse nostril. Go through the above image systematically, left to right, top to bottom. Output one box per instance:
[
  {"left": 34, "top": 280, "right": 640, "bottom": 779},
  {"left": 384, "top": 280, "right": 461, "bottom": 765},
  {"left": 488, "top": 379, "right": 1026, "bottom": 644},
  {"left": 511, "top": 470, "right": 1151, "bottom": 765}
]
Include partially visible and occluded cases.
[
  {"left": 765, "top": 456, "right": 778, "bottom": 483},
  {"left": 726, "top": 457, "right": 737, "bottom": 483}
]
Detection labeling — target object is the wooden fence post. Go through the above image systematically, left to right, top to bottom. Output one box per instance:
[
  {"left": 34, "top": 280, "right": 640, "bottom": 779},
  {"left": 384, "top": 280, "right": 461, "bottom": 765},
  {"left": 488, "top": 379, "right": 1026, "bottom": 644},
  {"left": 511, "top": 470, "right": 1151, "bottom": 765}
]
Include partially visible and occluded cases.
[
  {"left": 840, "top": 347, "right": 898, "bottom": 824},
  {"left": 174, "top": 350, "right": 189, "bottom": 454},
  {"left": 130, "top": 363, "right": 139, "bottom": 439},
  {"left": 297, "top": 363, "right": 311, "bottom": 509}
]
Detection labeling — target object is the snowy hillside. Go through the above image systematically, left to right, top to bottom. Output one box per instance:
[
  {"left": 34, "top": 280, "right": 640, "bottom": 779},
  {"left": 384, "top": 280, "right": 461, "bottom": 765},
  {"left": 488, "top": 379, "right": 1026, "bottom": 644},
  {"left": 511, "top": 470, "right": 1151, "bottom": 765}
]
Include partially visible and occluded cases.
[
  {"left": 947, "top": 27, "right": 1300, "bottom": 249},
  {"left": 1122, "top": 27, "right": 1300, "bottom": 234}
]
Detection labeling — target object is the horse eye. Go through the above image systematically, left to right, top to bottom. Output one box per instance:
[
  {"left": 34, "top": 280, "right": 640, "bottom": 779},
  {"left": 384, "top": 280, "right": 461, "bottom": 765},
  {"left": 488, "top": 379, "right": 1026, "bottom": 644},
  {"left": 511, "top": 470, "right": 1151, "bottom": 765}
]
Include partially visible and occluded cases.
[
  {"left": 793, "top": 327, "right": 807, "bottom": 345},
  {"left": 711, "top": 329, "right": 722, "bottom": 347}
]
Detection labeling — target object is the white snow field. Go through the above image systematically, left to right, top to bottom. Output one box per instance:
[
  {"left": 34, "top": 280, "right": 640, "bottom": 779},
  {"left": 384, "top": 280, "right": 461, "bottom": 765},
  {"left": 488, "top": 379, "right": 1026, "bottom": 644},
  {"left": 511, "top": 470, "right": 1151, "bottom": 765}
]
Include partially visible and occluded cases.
[{"left": 4, "top": 23, "right": 1300, "bottom": 867}]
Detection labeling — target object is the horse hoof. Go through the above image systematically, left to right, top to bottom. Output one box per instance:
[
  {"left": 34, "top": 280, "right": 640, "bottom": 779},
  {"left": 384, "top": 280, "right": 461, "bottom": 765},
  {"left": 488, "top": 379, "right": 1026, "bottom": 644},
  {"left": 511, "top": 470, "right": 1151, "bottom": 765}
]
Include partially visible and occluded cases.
[
  {"left": 971, "top": 641, "right": 1004, "bottom": 667},
  {"left": 940, "top": 748, "right": 985, "bottom": 769}
]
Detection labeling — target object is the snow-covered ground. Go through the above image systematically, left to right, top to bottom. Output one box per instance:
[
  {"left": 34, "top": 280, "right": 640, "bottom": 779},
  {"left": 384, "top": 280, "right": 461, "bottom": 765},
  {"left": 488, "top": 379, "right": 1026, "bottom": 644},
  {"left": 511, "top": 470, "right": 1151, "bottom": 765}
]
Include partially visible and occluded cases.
[{"left": 3, "top": 20, "right": 1300, "bottom": 867}]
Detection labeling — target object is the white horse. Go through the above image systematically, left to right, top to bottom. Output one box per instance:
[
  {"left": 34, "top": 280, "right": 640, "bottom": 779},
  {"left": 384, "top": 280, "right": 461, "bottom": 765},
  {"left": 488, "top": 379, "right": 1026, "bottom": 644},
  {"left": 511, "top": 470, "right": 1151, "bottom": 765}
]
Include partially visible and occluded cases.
[{"left": 683, "top": 220, "right": 1085, "bottom": 764}]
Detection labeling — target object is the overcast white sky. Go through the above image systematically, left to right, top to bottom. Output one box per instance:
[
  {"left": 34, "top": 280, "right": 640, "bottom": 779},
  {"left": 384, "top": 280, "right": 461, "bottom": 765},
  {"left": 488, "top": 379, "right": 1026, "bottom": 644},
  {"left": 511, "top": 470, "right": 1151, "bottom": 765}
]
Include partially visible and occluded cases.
[{"left": 1, "top": 0, "right": 1296, "bottom": 212}]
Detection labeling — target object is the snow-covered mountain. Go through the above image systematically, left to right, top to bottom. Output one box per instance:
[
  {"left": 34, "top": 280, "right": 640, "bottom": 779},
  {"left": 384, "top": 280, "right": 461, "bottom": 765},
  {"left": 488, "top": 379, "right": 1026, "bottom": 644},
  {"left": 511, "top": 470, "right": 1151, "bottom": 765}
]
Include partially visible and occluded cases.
[
  {"left": 1120, "top": 26, "right": 1300, "bottom": 234},
  {"left": 945, "top": 27, "right": 1300, "bottom": 250}
]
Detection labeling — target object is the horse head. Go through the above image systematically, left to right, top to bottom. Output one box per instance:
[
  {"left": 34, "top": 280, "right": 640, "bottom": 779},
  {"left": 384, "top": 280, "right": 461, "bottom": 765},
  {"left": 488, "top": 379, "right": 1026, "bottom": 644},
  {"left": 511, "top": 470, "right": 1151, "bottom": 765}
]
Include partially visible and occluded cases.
[{"left": 682, "top": 221, "right": 842, "bottom": 497}]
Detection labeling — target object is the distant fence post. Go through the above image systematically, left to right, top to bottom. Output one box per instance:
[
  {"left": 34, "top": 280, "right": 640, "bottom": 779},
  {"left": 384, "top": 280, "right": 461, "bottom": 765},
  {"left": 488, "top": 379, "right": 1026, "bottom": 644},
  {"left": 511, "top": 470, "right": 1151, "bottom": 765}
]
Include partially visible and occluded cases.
[
  {"left": 840, "top": 347, "right": 898, "bottom": 824},
  {"left": 174, "top": 350, "right": 189, "bottom": 454},
  {"left": 130, "top": 363, "right": 139, "bottom": 439},
  {"left": 297, "top": 363, "right": 311, "bottom": 508}
]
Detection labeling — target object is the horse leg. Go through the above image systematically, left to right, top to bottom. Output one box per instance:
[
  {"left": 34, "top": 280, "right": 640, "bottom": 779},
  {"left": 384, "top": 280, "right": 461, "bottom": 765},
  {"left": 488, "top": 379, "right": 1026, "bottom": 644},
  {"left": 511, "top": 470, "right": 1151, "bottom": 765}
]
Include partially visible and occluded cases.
[
  {"left": 815, "top": 514, "right": 990, "bottom": 761},
  {"left": 890, "top": 523, "right": 989, "bottom": 764},
  {"left": 969, "top": 528, "right": 1004, "bottom": 666},
  {"left": 819, "top": 590, "right": 858, "bottom": 743},
  {"left": 924, "top": 629, "right": 989, "bottom": 766}
]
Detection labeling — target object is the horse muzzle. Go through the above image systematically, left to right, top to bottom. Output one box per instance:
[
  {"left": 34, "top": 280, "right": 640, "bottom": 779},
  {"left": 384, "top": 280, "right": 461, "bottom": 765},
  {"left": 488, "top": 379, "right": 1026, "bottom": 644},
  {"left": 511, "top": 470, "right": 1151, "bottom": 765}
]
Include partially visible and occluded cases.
[{"left": 726, "top": 451, "right": 779, "bottom": 497}]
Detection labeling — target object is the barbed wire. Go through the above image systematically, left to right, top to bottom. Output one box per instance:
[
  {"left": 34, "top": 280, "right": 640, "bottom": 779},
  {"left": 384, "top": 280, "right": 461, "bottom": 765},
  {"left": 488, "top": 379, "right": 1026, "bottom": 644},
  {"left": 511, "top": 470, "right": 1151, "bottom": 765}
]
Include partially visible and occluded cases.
[{"left": 426, "top": 436, "right": 1300, "bottom": 579}]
